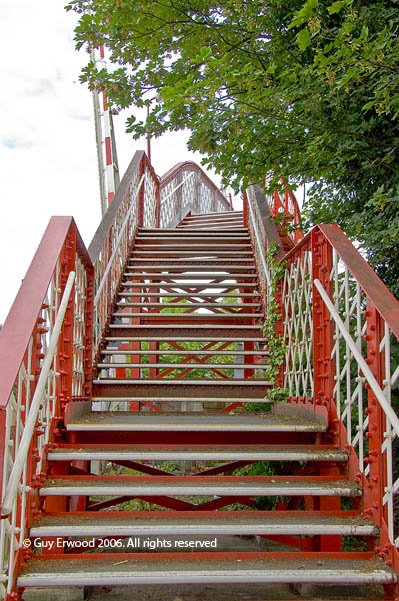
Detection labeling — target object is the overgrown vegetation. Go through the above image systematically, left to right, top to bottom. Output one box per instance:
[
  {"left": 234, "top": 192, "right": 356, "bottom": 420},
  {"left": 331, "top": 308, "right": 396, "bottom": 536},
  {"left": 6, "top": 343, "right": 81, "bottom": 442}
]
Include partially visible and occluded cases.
[
  {"left": 68, "top": 0, "right": 399, "bottom": 295},
  {"left": 261, "top": 243, "right": 287, "bottom": 403}
]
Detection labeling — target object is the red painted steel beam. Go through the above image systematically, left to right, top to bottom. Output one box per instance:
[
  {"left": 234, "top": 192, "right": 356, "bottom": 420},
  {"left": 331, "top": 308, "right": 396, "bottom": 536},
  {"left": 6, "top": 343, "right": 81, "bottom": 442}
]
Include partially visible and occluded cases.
[
  {"left": 0, "top": 217, "right": 90, "bottom": 408},
  {"left": 318, "top": 224, "right": 399, "bottom": 338}
]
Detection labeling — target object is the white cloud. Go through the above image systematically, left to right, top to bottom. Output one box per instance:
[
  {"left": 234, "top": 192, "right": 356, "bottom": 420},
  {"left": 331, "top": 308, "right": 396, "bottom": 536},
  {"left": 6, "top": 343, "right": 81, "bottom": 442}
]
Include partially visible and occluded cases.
[{"left": 0, "top": 0, "right": 239, "bottom": 324}]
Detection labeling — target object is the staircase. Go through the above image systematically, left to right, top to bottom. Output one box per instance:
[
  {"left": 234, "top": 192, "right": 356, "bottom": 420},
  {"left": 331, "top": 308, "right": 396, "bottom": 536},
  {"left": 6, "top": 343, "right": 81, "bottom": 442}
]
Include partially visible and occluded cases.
[
  {"left": 0, "top": 154, "right": 398, "bottom": 600},
  {"left": 15, "top": 212, "right": 397, "bottom": 597}
]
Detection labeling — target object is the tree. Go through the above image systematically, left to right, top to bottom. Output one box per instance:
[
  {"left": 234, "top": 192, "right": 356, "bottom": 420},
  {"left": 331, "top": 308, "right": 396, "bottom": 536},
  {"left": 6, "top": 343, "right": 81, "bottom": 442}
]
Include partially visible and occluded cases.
[{"left": 66, "top": 0, "right": 399, "bottom": 294}]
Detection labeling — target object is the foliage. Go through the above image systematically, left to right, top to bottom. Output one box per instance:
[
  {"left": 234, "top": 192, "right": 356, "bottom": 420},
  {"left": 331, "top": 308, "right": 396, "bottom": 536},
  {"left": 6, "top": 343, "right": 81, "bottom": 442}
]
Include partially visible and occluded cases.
[
  {"left": 67, "top": 0, "right": 399, "bottom": 293},
  {"left": 261, "top": 242, "right": 288, "bottom": 404}
]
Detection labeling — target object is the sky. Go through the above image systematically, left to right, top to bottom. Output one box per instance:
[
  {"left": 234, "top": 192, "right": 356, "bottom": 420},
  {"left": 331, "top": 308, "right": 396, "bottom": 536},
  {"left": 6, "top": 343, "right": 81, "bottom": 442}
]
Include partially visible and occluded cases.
[{"left": 0, "top": 0, "right": 235, "bottom": 324}]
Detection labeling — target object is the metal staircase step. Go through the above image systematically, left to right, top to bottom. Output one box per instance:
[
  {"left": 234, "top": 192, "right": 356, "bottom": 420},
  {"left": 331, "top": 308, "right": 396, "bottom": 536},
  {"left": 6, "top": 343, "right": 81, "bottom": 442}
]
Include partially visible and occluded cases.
[
  {"left": 184, "top": 210, "right": 243, "bottom": 217},
  {"left": 180, "top": 218, "right": 244, "bottom": 225},
  {"left": 180, "top": 224, "right": 245, "bottom": 230},
  {"left": 137, "top": 235, "right": 250, "bottom": 241},
  {"left": 135, "top": 236, "right": 251, "bottom": 243},
  {"left": 134, "top": 243, "right": 252, "bottom": 249},
  {"left": 132, "top": 251, "right": 254, "bottom": 256},
  {"left": 128, "top": 258, "right": 254, "bottom": 264},
  {"left": 126, "top": 263, "right": 256, "bottom": 270},
  {"left": 122, "top": 273, "right": 258, "bottom": 279},
  {"left": 120, "top": 281, "right": 257, "bottom": 288},
  {"left": 118, "top": 292, "right": 260, "bottom": 298},
  {"left": 115, "top": 302, "right": 261, "bottom": 309},
  {"left": 110, "top": 313, "right": 263, "bottom": 320},
  {"left": 109, "top": 324, "right": 262, "bottom": 329},
  {"left": 107, "top": 326, "right": 264, "bottom": 340},
  {"left": 105, "top": 336, "right": 266, "bottom": 343},
  {"left": 101, "top": 349, "right": 268, "bottom": 356},
  {"left": 97, "top": 362, "right": 269, "bottom": 370},
  {"left": 93, "top": 377, "right": 271, "bottom": 383},
  {"left": 92, "top": 380, "right": 272, "bottom": 398},
  {"left": 90, "top": 395, "right": 271, "bottom": 404},
  {"left": 66, "top": 412, "right": 326, "bottom": 432},
  {"left": 48, "top": 444, "right": 347, "bottom": 462},
  {"left": 39, "top": 475, "right": 362, "bottom": 497},
  {"left": 31, "top": 510, "right": 374, "bottom": 537},
  {"left": 18, "top": 553, "right": 395, "bottom": 587}
]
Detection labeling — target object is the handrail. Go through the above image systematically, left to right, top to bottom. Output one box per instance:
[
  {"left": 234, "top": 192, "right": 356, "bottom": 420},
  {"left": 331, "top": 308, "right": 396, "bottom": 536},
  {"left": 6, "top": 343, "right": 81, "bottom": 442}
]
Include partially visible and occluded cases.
[
  {"left": 89, "top": 151, "right": 156, "bottom": 262},
  {"left": 160, "top": 161, "right": 231, "bottom": 211},
  {"left": 160, "top": 172, "right": 195, "bottom": 205},
  {"left": 93, "top": 174, "right": 145, "bottom": 305},
  {"left": 247, "top": 194, "right": 271, "bottom": 289},
  {"left": 0, "top": 217, "right": 89, "bottom": 409},
  {"left": 283, "top": 224, "right": 399, "bottom": 340},
  {"left": 318, "top": 224, "right": 399, "bottom": 339},
  {"left": 1, "top": 272, "right": 76, "bottom": 517},
  {"left": 314, "top": 278, "right": 399, "bottom": 435}
]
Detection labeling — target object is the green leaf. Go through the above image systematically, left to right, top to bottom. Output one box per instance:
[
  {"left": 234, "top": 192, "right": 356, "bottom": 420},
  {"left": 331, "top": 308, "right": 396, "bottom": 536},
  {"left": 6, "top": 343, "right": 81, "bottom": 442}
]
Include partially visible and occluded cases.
[
  {"left": 289, "top": 0, "right": 319, "bottom": 29},
  {"left": 327, "top": 1, "right": 348, "bottom": 14},
  {"left": 297, "top": 28, "right": 311, "bottom": 51}
]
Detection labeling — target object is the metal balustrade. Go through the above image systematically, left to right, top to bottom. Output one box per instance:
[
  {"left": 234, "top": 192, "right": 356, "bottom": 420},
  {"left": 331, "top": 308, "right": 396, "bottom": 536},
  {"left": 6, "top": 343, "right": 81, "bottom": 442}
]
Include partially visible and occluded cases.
[
  {"left": 160, "top": 161, "right": 231, "bottom": 227},
  {"left": 0, "top": 218, "right": 92, "bottom": 597},
  {"left": 280, "top": 224, "right": 399, "bottom": 552}
]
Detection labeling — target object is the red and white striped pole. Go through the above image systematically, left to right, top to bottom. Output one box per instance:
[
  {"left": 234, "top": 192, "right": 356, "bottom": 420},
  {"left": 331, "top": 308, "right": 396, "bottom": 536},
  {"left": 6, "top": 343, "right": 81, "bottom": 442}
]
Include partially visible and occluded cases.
[{"left": 91, "top": 44, "right": 120, "bottom": 215}]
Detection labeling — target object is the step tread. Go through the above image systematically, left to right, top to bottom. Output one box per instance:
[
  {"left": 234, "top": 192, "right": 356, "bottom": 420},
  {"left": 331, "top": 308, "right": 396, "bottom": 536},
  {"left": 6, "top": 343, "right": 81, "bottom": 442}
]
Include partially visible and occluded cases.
[
  {"left": 120, "top": 282, "right": 257, "bottom": 287},
  {"left": 115, "top": 303, "right": 261, "bottom": 308},
  {"left": 110, "top": 314, "right": 263, "bottom": 319},
  {"left": 105, "top": 337, "right": 267, "bottom": 342},
  {"left": 101, "top": 350, "right": 267, "bottom": 355},
  {"left": 97, "top": 362, "right": 269, "bottom": 369},
  {"left": 93, "top": 379, "right": 272, "bottom": 385},
  {"left": 90, "top": 396, "right": 271, "bottom": 403},
  {"left": 66, "top": 412, "right": 326, "bottom": 432},
  {"left": 47, "top": 444, "right": 348, "bottom": 462},
  {"left": 39, "top": 475, "right": 362, "bottom": 497},
  {"left": 31, "top": 510, "right": 376, "bottom": 537},
  {"left": 18, "top": 554, "right": 396, "bottom": 587}
]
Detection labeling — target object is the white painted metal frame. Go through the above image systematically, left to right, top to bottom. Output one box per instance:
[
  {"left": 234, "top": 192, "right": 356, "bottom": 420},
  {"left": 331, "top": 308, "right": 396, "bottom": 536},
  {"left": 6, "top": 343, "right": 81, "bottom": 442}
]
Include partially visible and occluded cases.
[
  {"left": 92, "top": 163, "right": 158, "bottom": 355},
  {"left": 160, "top": 166, "right": 231, "bottom": 227},
  {"left": 280, "top": 232, "right": 399, "bottom": 548},
  {"left": 282, "top": 247, "right": 314, "bottom": 399},
  {"left": 0, "top": 259, "right": 84, "bottom": 597}
]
